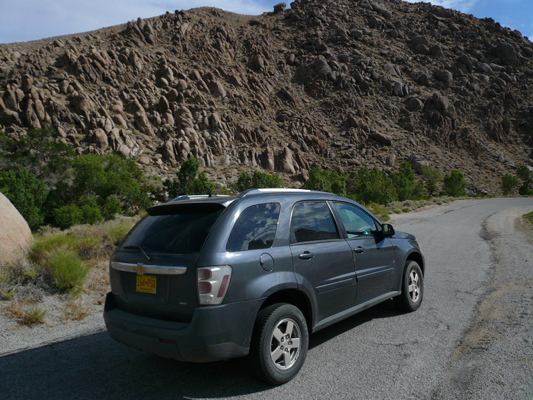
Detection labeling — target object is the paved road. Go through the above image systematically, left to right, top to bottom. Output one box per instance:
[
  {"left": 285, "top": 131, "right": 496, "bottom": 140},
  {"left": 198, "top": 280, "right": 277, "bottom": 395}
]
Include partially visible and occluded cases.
[{"left": 1, "top": 198, "right": 532, "bottom": 399}]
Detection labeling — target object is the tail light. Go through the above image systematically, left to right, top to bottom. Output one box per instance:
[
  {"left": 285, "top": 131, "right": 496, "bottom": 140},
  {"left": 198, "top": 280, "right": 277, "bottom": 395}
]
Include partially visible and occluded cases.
[{"left": 197, "top": 266, "right": 232, "bottom": 305}]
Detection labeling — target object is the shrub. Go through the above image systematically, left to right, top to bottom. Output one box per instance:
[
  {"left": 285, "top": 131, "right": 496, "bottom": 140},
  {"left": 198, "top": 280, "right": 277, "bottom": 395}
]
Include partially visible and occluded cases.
[
  {"left": 44, "top": 153, "right": 151, "bottom": 226},
  {"left": 164, "top": 158, "right": 221, "bottom": 197},
  {"left": 517, "top": 165, "right": 532, "bottom": 195},
  {"left": 421, "top": 166, "right": 441, "bottom": 196},
  {"left": 304, "top": 167, "right": 346, "bottom": 196},
  {"left": 0, "top": 168, "right": 48, "bottom": 229},
  {"left": 349, "top": 168, "right": 397, "bottom": 205},
  {"left": 237, "top": 170, "right": 285, "bottom": 192},
  {"left": 443, "top": 170, "right": 467, "bottom": 197},
  {"left": 236, "top": 171, "right": 251, "bottom": 192},
  {"left": 501, "top": 173, "right": 519, "bottom": 195},
  {"left": 102, "top": 195, "right": 122, "bottom": 220},
  {"left": 80, "top": 200, "right": 104, "bottom": 224},
  {"left": 366, "top": 203, "right": 390, "bottom": 221},
  {"left": 54, "top": 204, "right": 83, "bottom": 230},
  {"left": 105, "top": 219, "right": 137, "bottom": 246},
  {"left": 30, "top": 232, "right": 76, "bottom": 265},
  {"left": 46, "top": 246, "right": 90, "bottom": 295},
  {"left": 4, "top": 305, "right": 47, "bottom": 327}
]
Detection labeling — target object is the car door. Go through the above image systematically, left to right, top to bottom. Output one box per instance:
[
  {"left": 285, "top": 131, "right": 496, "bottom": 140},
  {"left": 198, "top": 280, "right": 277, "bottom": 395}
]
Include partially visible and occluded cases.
[
  {"left": 290, "top": 201, "right": 356, "bottom": 322},
  {"left": 331, "top": 202, "right": 396, "bottom": 305}
]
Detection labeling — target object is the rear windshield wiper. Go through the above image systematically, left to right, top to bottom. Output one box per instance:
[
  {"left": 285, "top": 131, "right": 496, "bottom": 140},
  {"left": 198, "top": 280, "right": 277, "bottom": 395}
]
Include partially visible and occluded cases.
[{"left": 123, "top": 245, "right": 151, "bottom": 261}]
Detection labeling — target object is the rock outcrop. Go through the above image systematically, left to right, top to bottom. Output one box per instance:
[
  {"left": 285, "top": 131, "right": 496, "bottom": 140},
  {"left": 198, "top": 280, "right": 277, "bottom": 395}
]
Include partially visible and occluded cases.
[
  {"left": 1, "top": 1, "right": 533, "bottom": 194},
  {"left": 0, "top": 192, "right": 32, "bottom": 266}
]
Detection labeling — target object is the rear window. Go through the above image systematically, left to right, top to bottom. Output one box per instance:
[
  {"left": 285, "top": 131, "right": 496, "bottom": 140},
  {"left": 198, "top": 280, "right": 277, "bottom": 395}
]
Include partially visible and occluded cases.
[
  {"left": 226, "top": 203, "right": 281, "bottom": 252},
  {"left": 120, "top": 204, "right": 224, "bottom": 255}
]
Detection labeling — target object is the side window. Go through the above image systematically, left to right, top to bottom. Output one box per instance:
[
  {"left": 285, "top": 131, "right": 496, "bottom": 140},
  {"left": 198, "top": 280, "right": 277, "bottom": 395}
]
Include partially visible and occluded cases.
[
  {"left": 290, "top": 201, "right": 340, "bottom": 244},
  {"left": 332, "top": 202, "right": 377, "bottom": 238},
  {"left": 226, "top": 203, "right": 281, "bottom": 252}
]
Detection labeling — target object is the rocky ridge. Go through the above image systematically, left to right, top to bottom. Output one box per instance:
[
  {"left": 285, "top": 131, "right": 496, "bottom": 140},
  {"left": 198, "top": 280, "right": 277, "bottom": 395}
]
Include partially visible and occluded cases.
[{"left": 1, "top": 0, "right": 533, "bottom": 193}]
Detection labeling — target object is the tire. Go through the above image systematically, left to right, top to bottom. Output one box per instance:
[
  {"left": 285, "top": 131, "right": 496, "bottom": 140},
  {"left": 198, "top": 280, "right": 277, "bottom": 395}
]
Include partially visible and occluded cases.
[
  {"left": 394, "top": 261, "right": 424, "bottom": 312},
  {"left": 251, "top": 303, "right": 309, "bottom": 385}
]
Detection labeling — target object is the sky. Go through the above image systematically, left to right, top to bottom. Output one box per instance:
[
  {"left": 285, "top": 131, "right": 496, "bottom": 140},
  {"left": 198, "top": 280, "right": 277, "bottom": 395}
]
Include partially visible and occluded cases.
[{"left": 0, "top": 0, "right": 532, "bottom": 44}]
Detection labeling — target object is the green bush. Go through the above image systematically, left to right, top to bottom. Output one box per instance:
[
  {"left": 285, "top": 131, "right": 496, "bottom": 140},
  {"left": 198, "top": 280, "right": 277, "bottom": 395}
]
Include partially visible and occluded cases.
[
  {"left": 45, "top": 154, "right": 151, "bottom": 226},
  {"left": 164, "top": 158, "right": 221, "bottom": 197},
  {"left": 390, "top": 162, "right": 415, "bottom": 201},
  {"left": 517, "top": 165, "right": 532, "bottom": 195},
  {"left": 421, "top": 166, "right": 441, "bottom": 196},
  {"left": 304, "top": 167, "right": 346, "bottom": 196},
  {"left": 0, "top": 168, "right": 48, "bottom": 229},
  {"left": 348, "top": 168, "right": 397, "bottom": 205},
  {"left": 237, "top": 170, "right": 284, "bottom": 192},
  {"left": 443, "top": 170, "right": 467, "bottom": 197},
  {"left": 501, "top": 173, "right": 519, "bottom": 195},
  {"left": 102, "top": 195, "right": 122, "bottom": 220},
  {"left": 80, "top": 200, "right": 104, "bottom": 224},
  {"left": 366, "top": 203, "right": 390, "bottom": 221},
  {"left": 54, "top": 204, "right": 83, "bottom": 230},
  {"left": 105, "top": 219, "right": 137, "bottom": 246},
  {"left": 30, "top": 232, "right": 77, "bottom": 265},
  {"left": 46, "top": 246, "right": 90, "bottom": 295}
]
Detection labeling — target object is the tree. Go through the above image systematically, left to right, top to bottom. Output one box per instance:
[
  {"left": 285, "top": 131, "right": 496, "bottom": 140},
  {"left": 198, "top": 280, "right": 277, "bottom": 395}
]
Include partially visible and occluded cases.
[
  {"left": 44, "top": 154, "right": 151, "bottom": 226},
  {"left": 164, "top": 158, "right": 219, "bottom": 197},
  {"left": 517, "top": 165, "right": 532, "bottom": 196},
  {"left": 421, "top": 166, "right": 441, "bottom": 196},
  {"left": 303, "top": 167, "right": 346, "bottom": 196},
  {"left": 0, "top": 168, "right": 48, "bottom": 229},
  {"left": 348, "top": 168, "right": 397, "bottom": 205},
  {"left": 236, "top": 170, "right": 284, "bottom": 192},
  {"left": 443, "top": 170, "right": 467, "bottom": 196},
  {"left": 501, "top": 173, "right": 519, "bottom": 195},
  {"left": 53, "top": 204, "right": 83, "bottom": 230}
]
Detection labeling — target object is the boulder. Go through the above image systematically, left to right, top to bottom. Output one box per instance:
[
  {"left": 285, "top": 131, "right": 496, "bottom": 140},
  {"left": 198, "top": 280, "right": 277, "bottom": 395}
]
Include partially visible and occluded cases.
[
  {"left": 273, "top": 3, "right": 286, "bottom": 13},
  {"left": 496, "top": 42, "right": 518, "bottom": 67},
  {"left": 434, "top": 70, "right": 453, "bottom": 88},
  {"left": 371, "top": 132, "right": 392, "bottom": 146},
  {"left": 409, "top": 154, "right": 428, "bottom": 174},
  {"left": 0, "top": 192, "right": 33, "bottom": 266}
]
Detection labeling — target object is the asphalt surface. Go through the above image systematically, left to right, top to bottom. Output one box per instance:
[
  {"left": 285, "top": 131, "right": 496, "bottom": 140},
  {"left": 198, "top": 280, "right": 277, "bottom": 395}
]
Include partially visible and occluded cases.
[{"left": 1, "top": 198, "right": 532, "bottom": 399}]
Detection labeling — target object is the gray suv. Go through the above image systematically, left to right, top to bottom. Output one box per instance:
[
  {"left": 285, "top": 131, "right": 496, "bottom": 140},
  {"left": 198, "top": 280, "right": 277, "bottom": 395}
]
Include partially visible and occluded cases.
[{"left": 104, "top": 189, "right": 424, "bottom": 384}]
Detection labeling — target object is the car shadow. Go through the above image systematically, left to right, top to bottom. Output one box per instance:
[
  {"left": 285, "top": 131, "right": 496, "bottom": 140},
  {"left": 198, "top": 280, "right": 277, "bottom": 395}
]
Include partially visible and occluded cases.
[
  {"left": 309, "top": 299, "right": 402, "bottom": 350},
  {"left": 0, "top": 301, "right": 402, "bottom": 399}
]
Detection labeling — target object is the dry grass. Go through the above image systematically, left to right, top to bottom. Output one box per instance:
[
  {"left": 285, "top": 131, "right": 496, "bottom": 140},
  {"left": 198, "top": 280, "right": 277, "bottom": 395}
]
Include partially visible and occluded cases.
[
  {"left": 523, "top": 211, "right": 533, "bottom": 225},
  {"left": 61, "top": 301, "right": 88, "bottom": 322},
  {"left": 4, "top": 304, "right": 47, "bottom": 327}
]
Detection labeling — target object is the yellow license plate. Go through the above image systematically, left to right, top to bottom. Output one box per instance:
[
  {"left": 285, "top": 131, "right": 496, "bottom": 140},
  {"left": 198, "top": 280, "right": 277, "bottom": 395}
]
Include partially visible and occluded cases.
[{"left": 136, "top": 275, "right": 156, "bottom": 294}]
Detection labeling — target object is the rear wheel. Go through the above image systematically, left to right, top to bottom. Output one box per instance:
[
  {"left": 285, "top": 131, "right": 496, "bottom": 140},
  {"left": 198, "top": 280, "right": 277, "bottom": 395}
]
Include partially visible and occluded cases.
[
  {"left": 394, "top": 261, "right": 424, "bottom": 312},
  {"left": 251, "top": 303, "right": 309, "bottom": 385}
]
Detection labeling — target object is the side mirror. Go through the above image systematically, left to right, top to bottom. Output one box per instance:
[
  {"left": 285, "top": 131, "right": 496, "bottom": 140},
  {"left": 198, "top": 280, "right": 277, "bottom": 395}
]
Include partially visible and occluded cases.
[{"left": 381, "top": 223, "right": 395, "bottom": 237}]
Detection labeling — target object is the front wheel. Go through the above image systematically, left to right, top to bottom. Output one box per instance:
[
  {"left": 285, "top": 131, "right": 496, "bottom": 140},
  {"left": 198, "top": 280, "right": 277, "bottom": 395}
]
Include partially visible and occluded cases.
[
  {"left": 394, "top": 261, "right": 424, "bottom": 312},
  {"left": 251, "top": 303, "right": 309, "bottom": 385}
]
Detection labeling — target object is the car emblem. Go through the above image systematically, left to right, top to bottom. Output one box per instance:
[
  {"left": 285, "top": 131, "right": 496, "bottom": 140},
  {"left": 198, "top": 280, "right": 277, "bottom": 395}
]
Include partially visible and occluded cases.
[{"left": 133, "top": 264, "right": 147, "bottom": 275}]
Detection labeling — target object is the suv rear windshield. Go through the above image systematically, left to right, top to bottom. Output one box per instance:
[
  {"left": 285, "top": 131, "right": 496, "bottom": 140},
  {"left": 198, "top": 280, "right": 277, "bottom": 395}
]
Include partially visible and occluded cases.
[{"left": 120, "top": 204, "right": 224, "bottom": 255}]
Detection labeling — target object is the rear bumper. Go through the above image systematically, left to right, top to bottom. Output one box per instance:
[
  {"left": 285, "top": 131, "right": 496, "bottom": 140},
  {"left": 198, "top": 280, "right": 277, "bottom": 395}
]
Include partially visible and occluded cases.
[{"left": 103, "top": 292, "right": 262, "bottom": 362}]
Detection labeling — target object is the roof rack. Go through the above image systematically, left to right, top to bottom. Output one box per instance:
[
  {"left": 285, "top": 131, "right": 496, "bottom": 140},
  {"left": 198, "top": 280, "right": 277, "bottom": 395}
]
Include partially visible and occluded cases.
[
  {"left": 237, "top": 188, "right": 311, "bottom": 198},
  {"left": 172, "top": 195, "right": 230, "bottom": 201}
]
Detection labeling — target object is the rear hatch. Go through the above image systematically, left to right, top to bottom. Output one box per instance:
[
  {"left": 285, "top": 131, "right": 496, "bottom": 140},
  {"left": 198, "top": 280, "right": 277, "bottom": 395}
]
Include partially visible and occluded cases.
[{"left": 109, "top": 202, "right": 226, "bottom": 323}]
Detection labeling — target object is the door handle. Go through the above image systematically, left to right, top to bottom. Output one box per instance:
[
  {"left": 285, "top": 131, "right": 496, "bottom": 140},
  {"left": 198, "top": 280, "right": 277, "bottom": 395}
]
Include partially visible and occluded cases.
[
  {"left": 353, "top": 247, "right": 364, "bottom": 254},
  {"left": 299, "top": 251, "right": 314, "bottom": 260}
]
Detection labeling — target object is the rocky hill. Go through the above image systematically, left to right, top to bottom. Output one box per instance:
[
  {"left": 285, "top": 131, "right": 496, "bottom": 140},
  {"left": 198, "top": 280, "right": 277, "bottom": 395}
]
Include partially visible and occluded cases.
[{"left": 1, "top": 0, "right": 533, "bottom": 194}]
